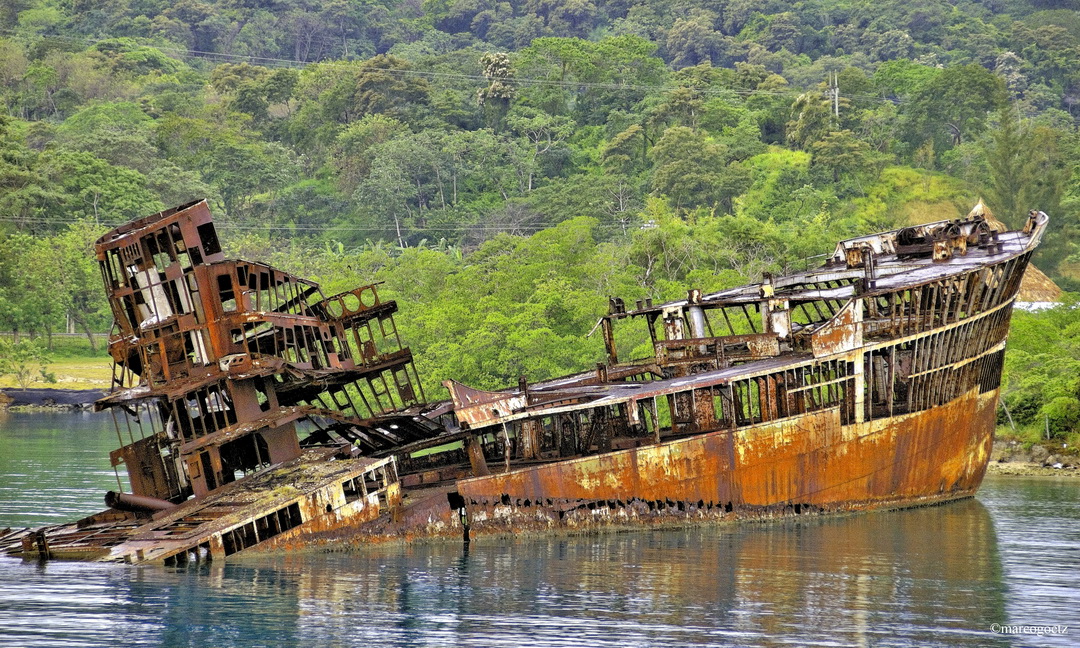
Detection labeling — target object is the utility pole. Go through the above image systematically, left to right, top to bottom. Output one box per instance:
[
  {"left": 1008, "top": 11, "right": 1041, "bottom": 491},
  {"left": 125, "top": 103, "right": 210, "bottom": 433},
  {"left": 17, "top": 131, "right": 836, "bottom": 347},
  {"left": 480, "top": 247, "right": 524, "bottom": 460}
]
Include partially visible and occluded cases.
[{"left": 830, "top": 71, "right": 840, "bottom": 124}]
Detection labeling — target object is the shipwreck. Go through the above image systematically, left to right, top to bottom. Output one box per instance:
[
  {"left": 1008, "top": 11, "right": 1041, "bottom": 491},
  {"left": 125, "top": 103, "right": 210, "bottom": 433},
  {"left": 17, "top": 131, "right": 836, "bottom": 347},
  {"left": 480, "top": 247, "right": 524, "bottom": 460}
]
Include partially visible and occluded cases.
[{"left": 0, "top": 199, "right": 1048, "bottom": 564}]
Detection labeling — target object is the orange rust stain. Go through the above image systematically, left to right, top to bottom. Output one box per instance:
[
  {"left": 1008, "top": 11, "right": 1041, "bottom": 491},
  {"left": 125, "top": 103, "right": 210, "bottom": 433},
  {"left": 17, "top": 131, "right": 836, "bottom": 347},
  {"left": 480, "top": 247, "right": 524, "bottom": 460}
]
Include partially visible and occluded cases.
[
  {"left": 812, "top": 301, "right": 863, "bottom": 357},
  {"left": 458, "top": 387, "right": 996, "bottom": 512}
]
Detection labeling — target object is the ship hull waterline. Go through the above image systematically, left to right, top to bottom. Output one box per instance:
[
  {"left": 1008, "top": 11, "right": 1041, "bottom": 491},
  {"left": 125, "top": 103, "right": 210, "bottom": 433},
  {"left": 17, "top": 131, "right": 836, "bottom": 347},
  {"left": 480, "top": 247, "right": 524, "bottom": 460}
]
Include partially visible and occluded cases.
[{"left": 445, "top": 386, "right": 997, "bottom": 537}]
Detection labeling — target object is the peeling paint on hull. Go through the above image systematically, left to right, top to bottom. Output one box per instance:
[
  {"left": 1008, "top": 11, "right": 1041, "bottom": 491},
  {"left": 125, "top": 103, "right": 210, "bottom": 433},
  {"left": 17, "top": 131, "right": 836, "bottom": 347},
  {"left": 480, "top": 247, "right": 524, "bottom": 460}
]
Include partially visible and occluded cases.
[{"left": 450, "top": 388, "right": 996, "bottom": 533}]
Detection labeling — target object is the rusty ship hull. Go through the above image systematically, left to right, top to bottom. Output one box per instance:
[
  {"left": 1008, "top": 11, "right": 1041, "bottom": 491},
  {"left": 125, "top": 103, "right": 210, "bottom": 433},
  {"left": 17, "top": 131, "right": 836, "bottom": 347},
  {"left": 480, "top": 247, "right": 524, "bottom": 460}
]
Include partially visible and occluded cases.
[
  {"left": 0, "top": 201, "right": 1047, "bottom": 563},
  {"left": 451, "top": 384, "right": 998, "bottom": 530}
]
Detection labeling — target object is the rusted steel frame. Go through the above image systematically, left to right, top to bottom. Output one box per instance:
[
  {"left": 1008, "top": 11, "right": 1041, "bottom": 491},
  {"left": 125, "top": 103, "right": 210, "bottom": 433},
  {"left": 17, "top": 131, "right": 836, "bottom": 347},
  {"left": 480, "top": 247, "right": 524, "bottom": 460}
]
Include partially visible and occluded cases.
[
  {"left": 988, "top": 259, "right": 1014, "bottom": 308},
  {"left": 993, "top": 259, "right": 1010, "bottom": 304},
  {"left": 984, "top": 265, "right": 1004, "bottom": 311},
  {"left": 978, "top": 266, "right": 997, "bottom": 312},
  {"left": 965, "top": 271, "right": 985, "bottom": 319},
  {"left": 953, "top": 273, "right": 972, "bottom": 321},
  {"left": 944, "top": 277, "right": 960, "bottom": 325},
  {"left": 816, "top": 280, "right": 842, "bottom": 315},
  {"left": 826, "top": 281, "right": 846, "bottom": 315},
  {"left": 927, "top": 281, "right": 941, "bottom": 329},
  {"left": 269, "top": 282, "right": 321, "bottom": 318},
  {"left": 911, "top": 285, "right": 923, "bottom": 334},
  {"left": 901, "top": 288, "right": 913, "bottom": 336},
  {"left": 804, "top": 290, "right": 830, "bottom": 321},
  {"left": 898, "top": 290, "right": 909, "bottom": 337},
  {"left": 849, "top": 291, "right": 1014, "bottom": 411},
  {"left": 886, "top": 291, "right": 897, "bottom": 337},
  {"left": 793, "top": 302, "right": 814, "bottom": 326},
  {"left": 739, "top": 304, "right": 758, "bottom": 333},
  {"left": 715, "top": 305, "right": 737, "bottom": 336},
  {"left": 701, "top": 308, "right": 717, "bottom": 338},
  {"left": 385, "top": 312, "right": 406, "bottom": 353},
  {"left": 642, "top": 312, "right": 659, "bottom": 346},
  {"left": 376, "top": 315, "right": 393, "bottom": 353},
  {"left": 600, "top": 317, "right": 618, "bottom": 364},
  {"left": 952, "top": 318, "right": 972, "bottom": 363},
  {"left": 964, "top": 318, "right": 981, "bottom": 362},
  {"left": 348, "top": 320, "right": 371, "bottom": 362},
  {"left": 940, "top": 324, "right": 956, "bottom": 369},
  {"left": 916, "top": 332, "right": 930, "bottom": 375},
  {"left": 906, "top": 336, "right": 1007, "bottom": 383},
  {"left": 887, "top": 345, "right": 896, "bottom": 418},
  {"left": 905, "top": 351, "right": 917, "bottom": 414},
  {"left": 387, "top": 365, "right": 412, "bottom": 407},
  {"left": 788, "top": 369, "right": 803, "bottom": 415},
  {"left": 787, "top": 372, "right": 850, "bottom": 395},
  {"left": 762, "top": 374, "right": 779, "bottom": 421},
  {"left": 354, "top": 378, "right": 384, "bottom": 416},
  {"left": 328, "top": 382, "right": 367, "bottom": 416},
  {"left": 639, "top": 398, "right": 660, "bottom": 443},
  {"left": 121, "top": 399, "right": 140, "bottom": 444},
  {"left": 576, "top": 407, "right": 606, "bottom": 452},
  {"left": 301, "top": 409, "right": 404, "bottom": 448}
]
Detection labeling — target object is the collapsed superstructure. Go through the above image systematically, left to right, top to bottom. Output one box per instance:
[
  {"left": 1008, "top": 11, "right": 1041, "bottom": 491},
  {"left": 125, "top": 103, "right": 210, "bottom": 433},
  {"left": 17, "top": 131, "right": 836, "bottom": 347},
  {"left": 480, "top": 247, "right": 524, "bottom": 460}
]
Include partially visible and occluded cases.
[{"left": 1, "top": 200, "right": 1048, "bottom": 564}]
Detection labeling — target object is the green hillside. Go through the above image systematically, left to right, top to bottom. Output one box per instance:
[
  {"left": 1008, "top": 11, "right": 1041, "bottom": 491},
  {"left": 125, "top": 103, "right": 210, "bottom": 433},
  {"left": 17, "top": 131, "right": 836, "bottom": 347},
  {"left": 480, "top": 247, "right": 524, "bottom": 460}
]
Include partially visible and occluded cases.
[{"left": 1, "top": 0, "right": 1079, "bottom": 443}]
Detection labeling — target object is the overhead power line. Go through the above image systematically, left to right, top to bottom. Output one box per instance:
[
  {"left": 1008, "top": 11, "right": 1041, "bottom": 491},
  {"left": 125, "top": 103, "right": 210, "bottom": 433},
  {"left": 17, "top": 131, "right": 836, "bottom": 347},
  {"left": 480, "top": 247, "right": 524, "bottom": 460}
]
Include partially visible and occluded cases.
[
  {"left": 0, "top": 29, "right": 905, "bottom": 104},
  {"left": 0, "top": 214, "right": 570, "bottom": 233}
]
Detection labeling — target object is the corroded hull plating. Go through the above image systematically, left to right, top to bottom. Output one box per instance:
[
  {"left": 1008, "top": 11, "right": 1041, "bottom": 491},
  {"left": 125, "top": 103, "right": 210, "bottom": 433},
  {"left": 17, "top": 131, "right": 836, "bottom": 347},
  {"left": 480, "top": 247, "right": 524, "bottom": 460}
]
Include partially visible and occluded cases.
[{"left": 455, "top": 388, "right": 997, "bottom": 531}]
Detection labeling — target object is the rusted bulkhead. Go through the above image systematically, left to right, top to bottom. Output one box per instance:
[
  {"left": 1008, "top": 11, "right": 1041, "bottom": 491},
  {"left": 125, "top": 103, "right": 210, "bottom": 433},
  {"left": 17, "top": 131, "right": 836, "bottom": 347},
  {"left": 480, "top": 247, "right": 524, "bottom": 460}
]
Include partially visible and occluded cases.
[{"left": 0, "top": 203, "right": 1049, "bottom": 562}]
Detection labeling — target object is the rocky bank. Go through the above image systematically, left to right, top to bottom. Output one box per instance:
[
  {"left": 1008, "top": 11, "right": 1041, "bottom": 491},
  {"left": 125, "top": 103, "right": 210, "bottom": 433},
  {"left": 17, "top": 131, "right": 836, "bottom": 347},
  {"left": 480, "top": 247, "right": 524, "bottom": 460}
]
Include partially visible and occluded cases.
[{"left": 987, "top": 439, "right": 1080, "bottom": 477}]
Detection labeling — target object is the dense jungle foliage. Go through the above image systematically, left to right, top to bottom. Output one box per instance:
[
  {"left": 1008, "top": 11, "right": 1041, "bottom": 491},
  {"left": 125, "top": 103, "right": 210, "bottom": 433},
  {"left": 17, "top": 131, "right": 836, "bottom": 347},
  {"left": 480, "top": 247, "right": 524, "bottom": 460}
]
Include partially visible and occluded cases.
[{"left": 1, "top": 0, "right": 1079, "bottom": 442}]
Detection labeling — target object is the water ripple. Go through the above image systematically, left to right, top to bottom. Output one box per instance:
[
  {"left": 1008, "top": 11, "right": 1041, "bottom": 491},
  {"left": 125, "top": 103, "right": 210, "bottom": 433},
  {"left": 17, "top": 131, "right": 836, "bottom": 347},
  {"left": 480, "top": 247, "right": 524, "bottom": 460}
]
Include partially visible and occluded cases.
[{"left": 2, "top": 413, "right": 1079, "bottom": 647}]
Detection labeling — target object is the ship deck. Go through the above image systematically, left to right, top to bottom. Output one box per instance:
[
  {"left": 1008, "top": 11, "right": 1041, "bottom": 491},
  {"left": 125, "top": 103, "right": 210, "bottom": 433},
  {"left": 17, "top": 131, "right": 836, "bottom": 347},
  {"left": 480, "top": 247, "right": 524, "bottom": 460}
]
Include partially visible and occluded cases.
[{"left": 2, "top": 449, "right": 399, "bottom": 564}]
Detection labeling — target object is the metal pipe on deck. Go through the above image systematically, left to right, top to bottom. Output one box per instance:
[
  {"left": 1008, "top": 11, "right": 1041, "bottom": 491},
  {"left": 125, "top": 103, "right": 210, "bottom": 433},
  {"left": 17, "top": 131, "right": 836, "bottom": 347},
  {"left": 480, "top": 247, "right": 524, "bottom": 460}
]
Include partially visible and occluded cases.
[{"left": 105, "top": 491, "right": 177, "bottom": 513}]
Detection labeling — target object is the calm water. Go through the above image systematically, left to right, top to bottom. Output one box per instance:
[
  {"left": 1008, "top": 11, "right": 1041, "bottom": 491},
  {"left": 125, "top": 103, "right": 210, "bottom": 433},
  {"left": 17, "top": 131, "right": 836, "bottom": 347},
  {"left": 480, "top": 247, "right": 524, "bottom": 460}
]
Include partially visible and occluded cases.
[{"left": 1, "top": 411, "right": 1078, "bottom": 648}]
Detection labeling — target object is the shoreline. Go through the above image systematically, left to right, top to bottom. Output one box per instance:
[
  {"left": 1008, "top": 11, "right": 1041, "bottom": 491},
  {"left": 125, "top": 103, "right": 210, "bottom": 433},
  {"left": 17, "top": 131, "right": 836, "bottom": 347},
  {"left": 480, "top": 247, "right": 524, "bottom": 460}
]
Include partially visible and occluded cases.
[
  {"left": 0, "top": 387, "right": 104, "bottom": 410},
  {"left": 988, "top": 439, "right": 1079, "bottom": 477},
  {"left": 985, "top": 461, "right": 1080, "bottom": 477}
]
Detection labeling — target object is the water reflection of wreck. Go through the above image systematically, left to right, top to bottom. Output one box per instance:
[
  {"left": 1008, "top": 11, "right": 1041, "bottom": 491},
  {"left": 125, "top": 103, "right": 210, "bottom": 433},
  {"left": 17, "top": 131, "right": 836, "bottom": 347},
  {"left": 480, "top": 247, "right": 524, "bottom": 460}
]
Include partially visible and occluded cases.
[{"left": 1, "top": 200, "right": 1048, "bottom": 564}]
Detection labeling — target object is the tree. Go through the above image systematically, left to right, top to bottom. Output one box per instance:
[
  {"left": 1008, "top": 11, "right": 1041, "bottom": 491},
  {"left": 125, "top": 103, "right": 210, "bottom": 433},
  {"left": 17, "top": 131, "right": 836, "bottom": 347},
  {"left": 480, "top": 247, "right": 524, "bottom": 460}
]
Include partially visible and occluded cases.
[
  {"left": 665, "top": 11, "right": 725, "bottom": 68},
  {"left": 516, "top": 36, "right": 667, "bottom": 124},
  {"left": 478, "top": 52, "right": 514, "bottom": 131},
  {"left": 319, "top": 55, "right": 431, "bottom": 126},
  {"left": 873, "top": 59, "right": 940, "bottom": 99},
  {"left": 905, "top": 64, "right": 1005, "bottom": 153},
  {"left": 787, "top": 91, "right": 833, "bottom": 150},
  {"left": 54, "top": 102, "right": 157, "bottom": 170},
  {"left": 983, "top": 104, "right": 1071, "bottom": 226},
  {"left": 505, "top": 107, "right": 575, "bottom": 190},
  {"left": 332, "top": 114, "right": 408, "bottom": 194},
  {"left": 602, "top": 124, "right": 647, "bottom": 174},
  {"left": 649, "top": 126, "right": 749, "bottom": 212},
  {"left": 810, "top": 130, "right": 876, "bottom": 187},
  {"left": 199, "top": 134, "right": 294, "bottom": 219},
  {"left": 37, "top": 150, "right": 163, "bottom": 228},
  {"left": 49, "top": 222, "right": 110, "bottom": 350},
  {"left": 0, "top": 234, "right": 50, "bottom": 339},
  {"left": 0, "top": 338, "right": 53, "bottom": 389}
]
